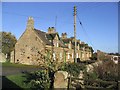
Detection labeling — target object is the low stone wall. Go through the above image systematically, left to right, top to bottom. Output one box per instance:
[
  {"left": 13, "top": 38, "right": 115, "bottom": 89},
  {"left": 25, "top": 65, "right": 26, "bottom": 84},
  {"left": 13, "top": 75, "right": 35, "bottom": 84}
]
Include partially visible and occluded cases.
[{"left": 86, "top": 60, "right": 103, "bottom": 73}]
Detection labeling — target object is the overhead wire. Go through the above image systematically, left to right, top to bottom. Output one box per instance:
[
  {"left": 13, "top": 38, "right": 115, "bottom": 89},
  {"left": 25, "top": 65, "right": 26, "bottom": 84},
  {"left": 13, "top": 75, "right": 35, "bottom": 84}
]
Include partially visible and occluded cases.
[
  {"left": 77, "top": 2, "right": 105, "bottom": 13},
  {"left": 75, "top": 3, "right": 107, "bottom": 51},
  {"left": 3, "top": 4, "right": 102, "bottom": 52},
  {"left": 3, "top": 11, "right": 41, "bottom": 19},
  {"left": 3, "top": 11, "right": 74, "bottom": 29},
  {"left": 76, "top": 14, "right": 97, "bottom": 51},
  {"left": 55, "top": 16, "right": 57, "bottom": 31}
]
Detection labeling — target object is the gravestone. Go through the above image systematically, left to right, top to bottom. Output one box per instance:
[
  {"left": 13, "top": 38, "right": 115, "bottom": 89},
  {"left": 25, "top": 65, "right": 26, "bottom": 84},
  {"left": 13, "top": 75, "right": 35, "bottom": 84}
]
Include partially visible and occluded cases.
[{"left": 54, "top": 71, "right": 68, "bottom": 89}]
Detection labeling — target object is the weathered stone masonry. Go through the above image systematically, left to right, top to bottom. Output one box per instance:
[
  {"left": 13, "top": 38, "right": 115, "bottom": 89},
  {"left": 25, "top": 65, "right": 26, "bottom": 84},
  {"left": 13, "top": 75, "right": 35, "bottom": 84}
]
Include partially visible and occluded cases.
[{"left": 11, "top": 17, "right": 93, "bottom": 65}]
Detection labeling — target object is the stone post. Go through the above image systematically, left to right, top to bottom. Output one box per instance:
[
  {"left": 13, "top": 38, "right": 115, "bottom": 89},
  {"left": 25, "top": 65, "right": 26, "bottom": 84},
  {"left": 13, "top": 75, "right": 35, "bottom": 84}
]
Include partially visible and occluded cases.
[{"left": 54, "top": 71, "right": 68, "bottom": 89}]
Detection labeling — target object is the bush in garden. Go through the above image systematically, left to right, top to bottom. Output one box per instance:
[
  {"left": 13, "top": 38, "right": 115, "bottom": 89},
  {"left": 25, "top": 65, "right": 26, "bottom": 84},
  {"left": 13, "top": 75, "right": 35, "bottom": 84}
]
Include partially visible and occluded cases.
[
  {"left": 83, "top": 59, "right": 118, "bottom": 89},
  {"left": 84, "top": 60, "right": 118, "bottom": 81},
  {"left": 94, "top": 60, "right": 118, "bottom": 81},
  {"left": 59, "top": 63, "right": 86, "bottom": 77},
  {"left": 25, "top": 70, "right": 50, "bottom": 89},
  {"left": 84, "top": 71, "right": 98, "bottom": 80}
]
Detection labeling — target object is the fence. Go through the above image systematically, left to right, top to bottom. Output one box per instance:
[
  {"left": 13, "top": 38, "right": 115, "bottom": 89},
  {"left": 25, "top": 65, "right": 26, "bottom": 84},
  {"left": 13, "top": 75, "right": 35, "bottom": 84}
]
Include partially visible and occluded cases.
[{"left": 68, "top": 77, "right": 119, "bottom": 90}]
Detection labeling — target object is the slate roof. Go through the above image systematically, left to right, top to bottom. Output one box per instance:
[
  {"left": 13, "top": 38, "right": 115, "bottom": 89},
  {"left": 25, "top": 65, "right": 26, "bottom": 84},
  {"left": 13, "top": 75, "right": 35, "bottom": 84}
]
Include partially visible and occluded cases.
[
  {"left": 34, "top": 28, "right": 92, "bottom": 50},
  {"left": 34, "top": 29, "right": 52, "bottom": 45},
  {"left": 34, "top": 29, "right": 66, "bottom": 48},
  {"left": 46, "top": 33, "right": 67, "bottom": 48},
  {"left": 61, "top": 37, "right": 92, "bottom": 50},
  {"left": 59, "top": 38, "right": 67, "bottom": 48},
  {"left": 62, "top": 38, "right": 72, "bottom": 44},
  {"left": 62, "top": 38, "right": 75, "bottom": 49},
  {"left": 62, "top": 38, "right": 81, "bottom": 45}
]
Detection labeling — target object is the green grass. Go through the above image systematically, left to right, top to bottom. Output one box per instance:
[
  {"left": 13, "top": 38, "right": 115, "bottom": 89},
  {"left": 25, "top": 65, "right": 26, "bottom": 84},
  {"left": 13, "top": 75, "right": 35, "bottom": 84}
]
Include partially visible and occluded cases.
[
  {"left": 2, "top": 62, "right": 40, "bottom": 68},
  {"left": 2, "top": 62, "right": 42, "bottom": 89},
  {"left": 2, "top": 62, "right": 46, "bottom": 89},
  {"left": 5, "top": 74, "right": 31, "bottom": 89}
]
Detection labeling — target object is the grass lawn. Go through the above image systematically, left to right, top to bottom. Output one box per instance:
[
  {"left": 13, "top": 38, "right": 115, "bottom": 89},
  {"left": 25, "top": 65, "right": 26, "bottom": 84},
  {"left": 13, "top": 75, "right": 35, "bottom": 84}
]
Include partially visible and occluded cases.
[
  {"left": 2, "top": 62, "right": 40, "bottom": 68},
  {"left": 2, "top": 62, "right": 43, "bottom": 89},
  {"left": 3, "top": 74, "right": 32, "bottom": 89}
]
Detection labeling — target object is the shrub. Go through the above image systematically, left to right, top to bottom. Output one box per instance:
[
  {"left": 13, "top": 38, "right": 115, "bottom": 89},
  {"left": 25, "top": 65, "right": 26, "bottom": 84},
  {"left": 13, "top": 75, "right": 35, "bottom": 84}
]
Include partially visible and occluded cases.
[
  {"left": 94, "top": 60, "right": 118, "bottom": 81},
  {"left": 59, "top": 63, "right": 86, "bottom": 77},
  {"left": 25, "top": 70, "right": 50, "bottom": 89}
]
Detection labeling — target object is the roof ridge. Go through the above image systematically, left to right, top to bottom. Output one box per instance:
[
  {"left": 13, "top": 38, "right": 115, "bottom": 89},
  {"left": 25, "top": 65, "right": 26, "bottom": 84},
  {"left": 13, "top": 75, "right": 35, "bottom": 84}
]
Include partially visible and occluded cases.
[{"left": 34, "top": 28, "right": 46, "bottom": 33}]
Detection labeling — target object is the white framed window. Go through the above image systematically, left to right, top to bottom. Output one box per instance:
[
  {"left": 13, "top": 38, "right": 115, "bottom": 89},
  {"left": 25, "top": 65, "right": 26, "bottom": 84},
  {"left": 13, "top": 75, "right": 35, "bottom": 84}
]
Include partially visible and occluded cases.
[
  {"left": 56, "top": 42, "right": 59, "bottom": 47},
  {"left": 53, "top": 53, "right": 56, "bottom": 60},
  {"left": 60, "top": 53, "right": 62, "bottom": 60},
  {"left": 68, "top": 53, "right": 70, "bottom": 59},
  {"left": 76, "top": 53, "right": 79, "bottom": 58},
  {"left": 6, "top": 54, "right": 8, "bottom": 59}
]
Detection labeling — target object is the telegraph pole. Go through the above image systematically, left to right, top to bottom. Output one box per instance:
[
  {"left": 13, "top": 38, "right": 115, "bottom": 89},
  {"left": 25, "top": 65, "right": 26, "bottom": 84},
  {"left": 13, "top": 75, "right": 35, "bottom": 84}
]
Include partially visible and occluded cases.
[{"left": 74, "top": 6, "right": 77, "bottom": 63}]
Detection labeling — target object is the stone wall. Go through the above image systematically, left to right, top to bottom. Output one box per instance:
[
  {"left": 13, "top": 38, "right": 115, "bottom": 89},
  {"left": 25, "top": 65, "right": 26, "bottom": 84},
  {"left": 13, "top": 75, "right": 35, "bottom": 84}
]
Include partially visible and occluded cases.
[
  {"left": 12, "top": 17, "right": 93, "bottom": 66},
  {"left": 15, "top": 28, "right": 45, "bottom": 65},
  {"left": 10, "top": 50, "right": 15, "bottom": 63},
  {"left": 0, "top": 53, "right": 6, "bottom": 62}
]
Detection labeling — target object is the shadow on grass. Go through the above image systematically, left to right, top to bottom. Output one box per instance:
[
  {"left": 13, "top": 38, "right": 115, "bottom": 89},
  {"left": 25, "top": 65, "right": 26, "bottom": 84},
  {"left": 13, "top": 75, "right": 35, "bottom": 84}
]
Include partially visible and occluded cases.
[{"left": 2, "top": 76, "right": 22, "bottom": 89}]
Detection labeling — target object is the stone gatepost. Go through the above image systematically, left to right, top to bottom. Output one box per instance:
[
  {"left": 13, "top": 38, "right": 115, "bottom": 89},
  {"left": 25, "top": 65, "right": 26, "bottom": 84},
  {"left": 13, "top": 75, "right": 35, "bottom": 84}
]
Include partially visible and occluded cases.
[{"left": 54, "top": 71, "right": 68, "bottom": 89}]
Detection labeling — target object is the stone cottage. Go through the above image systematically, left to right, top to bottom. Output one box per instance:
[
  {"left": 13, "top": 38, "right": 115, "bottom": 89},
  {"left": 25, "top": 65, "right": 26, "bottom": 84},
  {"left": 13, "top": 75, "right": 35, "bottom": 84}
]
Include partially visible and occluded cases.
[{"left": 11, "top": 17, "right": 93, "bottom": 65}]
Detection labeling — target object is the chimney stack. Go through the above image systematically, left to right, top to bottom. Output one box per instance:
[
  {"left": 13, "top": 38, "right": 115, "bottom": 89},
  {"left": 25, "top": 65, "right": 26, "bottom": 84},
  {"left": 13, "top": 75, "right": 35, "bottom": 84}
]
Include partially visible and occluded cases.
[
  {"left": 26, "top": 16, "right": 34, "bottom": 29},
  {"left": 48, "top": 27, "right": 56, "bottom": 33},
  {"left": 61, "top": 33, "right": 67, "bottom": 39}
]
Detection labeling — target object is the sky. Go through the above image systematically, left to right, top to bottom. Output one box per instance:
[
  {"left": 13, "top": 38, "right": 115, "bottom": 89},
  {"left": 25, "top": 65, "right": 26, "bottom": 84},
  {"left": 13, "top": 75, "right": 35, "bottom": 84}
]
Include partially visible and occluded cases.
[{"left": 2, "top": 2, "right": 118, "bottom": 53}]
